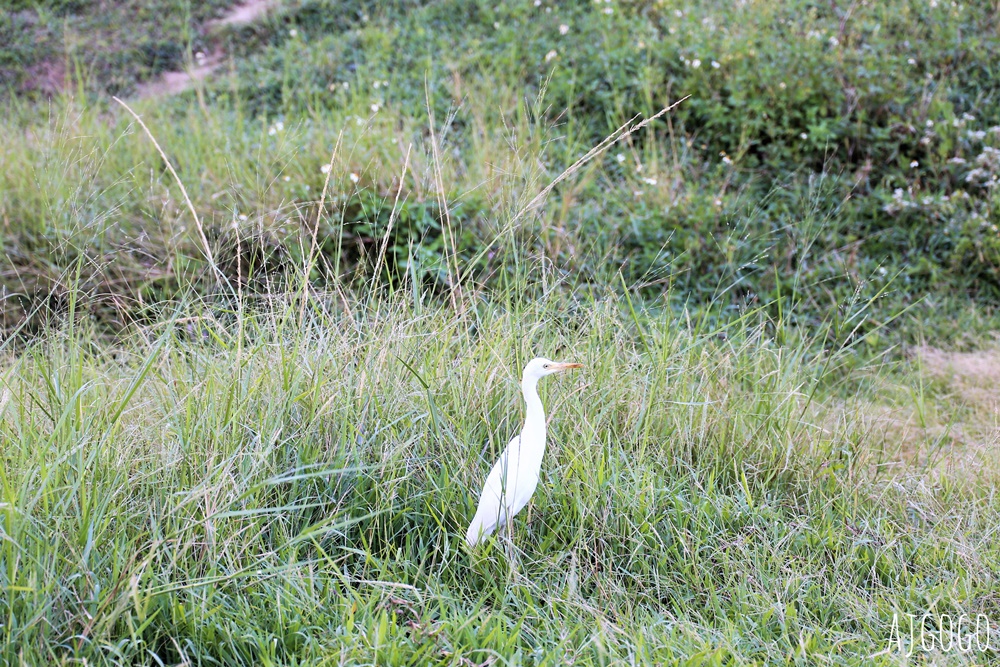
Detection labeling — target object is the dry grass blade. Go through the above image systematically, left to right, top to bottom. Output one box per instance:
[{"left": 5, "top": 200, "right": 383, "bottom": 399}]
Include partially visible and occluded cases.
[
  {"left": 426, "top": 79, "right": 463, "bottom": 311},
  {"left": 511, "top": 96, "right": 690, "bottom": 225},
  {"left": 112, "top": 97, "right": 220, "bottom": 279},
  {"left": 300, "top": 131, "right": 345, "bottom": 324},
  {"left": 373, "top": 144, "right": 413, "bottom": 284}
]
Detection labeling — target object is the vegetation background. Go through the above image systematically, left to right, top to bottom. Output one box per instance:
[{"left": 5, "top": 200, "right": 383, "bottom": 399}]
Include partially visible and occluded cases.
[{"left": 1, "top": 0, "right": 999, "bottom": 664}]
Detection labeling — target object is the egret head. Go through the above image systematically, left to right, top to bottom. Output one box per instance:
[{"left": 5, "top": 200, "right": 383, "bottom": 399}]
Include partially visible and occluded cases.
[{"left": 522, "top": 357, "right": 583, "bottom": 381}]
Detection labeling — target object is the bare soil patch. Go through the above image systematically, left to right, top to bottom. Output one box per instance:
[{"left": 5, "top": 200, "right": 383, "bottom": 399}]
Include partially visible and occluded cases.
[
  {"left": 135, "top": 0, "right": 280, "bottom": 99},
  {"left": 211, "top": 0, "right": 282, "bottom": 27},
  {"left": 134, "top": 51, "right": 224, "bottom": 99},
  {"left": 22, "top": 59, "right": 67, "bottom": 97},
  {"left": 816, "top": 347, "right": 1000, "bottom": 484},
  {"left": 857, "top": 347, "right": 1000, "bottom": 479},
  {"left": 919, "top": 347, "right": 1000, "bottom": 414}
]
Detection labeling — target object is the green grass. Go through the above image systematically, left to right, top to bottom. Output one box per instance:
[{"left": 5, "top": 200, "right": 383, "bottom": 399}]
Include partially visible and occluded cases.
[
  {"left": 3, "top": 0, "right": 1000, "bottom": 664},
  {"left": 3, "top": 0, "right": 1000, "bottom": 342},
  {"left": 2, "top": 287, "right": 998, "bottom": 665}
]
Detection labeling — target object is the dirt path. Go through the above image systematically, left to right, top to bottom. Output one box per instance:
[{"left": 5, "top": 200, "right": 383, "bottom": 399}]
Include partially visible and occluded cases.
[
  {"left": 134, "top": 0, "right": 281, "bottom": 99},
  {"left": 212, "top": 0, "right": 282, "bottom": 27}
]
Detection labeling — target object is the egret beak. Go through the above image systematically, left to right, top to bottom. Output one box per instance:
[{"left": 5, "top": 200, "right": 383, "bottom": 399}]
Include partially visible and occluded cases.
[{"left": 551, "top": 362, "right": 583, "bottom": 372}]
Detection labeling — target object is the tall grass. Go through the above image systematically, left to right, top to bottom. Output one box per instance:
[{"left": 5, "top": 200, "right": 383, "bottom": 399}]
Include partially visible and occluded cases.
[{"left": 2, "top": 277, "right": 998, "bottom": 664}]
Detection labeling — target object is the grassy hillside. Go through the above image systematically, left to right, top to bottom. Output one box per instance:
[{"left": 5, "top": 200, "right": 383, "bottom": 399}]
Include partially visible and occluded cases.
[
  {"left": 2, "top": 0, "right": 1000, "bottom": 664},
  {"left": 3, "top": 0, "right": 1000, "bottom": 340}
]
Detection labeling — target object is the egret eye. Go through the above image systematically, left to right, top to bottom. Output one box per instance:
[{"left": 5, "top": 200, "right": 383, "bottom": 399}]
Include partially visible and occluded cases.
[{"left": 543, "top": 364, "right": 550, "bottom": 369}]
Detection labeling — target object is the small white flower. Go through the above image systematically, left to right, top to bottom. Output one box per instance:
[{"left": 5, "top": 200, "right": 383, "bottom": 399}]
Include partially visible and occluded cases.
[
  {"left": 534, "top": 0, "right": 541, "bottom": 5},
  {"left": 603, "top": 6, "right": 612, "bottom": 13},
  {"left": 674, "top": 9, "right": 683, "bottom": 16},
  {"left": 493, "top": 22, "right": 500, "bottom": 29},
  {"left": 559, "top": 24, "right": 570, "bottom": 35},
  {"left": 668, "top": 26, "right": 676, "bottom": 34},
  {"left": 289, "top": 29, "right": 298, "bottom": 37},
  {"left": 828, "top": 36, "right": 839, "bottom": 46},
  {"left": 545, "top": 50, "right": 558, "bottom": 62},
  {"left": 908, "top": 58, "right": 916, "bottom": 65},
  {"left": 691, "top": 59, "right": 701, "bottom": 68},
  {"left": 711, "top": 60, "right": 720, "bottom": 69},
  {"left": 373, "top": 81, "right": 380, "bottom": 89},
  {"left": 343, "top": 82, "right": 350, "bottom": 89},
  {"left": 779, "top": 82, "right": 786, "bottom": 89},
  {"left": 370, "top": 103, "right": 380, "bottom": 113},
  {"left": 963, "top": 113, "right": 976, "bottom": 121},
  {"left": 926, "top": 120, "right": 934, "bottom": 127},
  {"left": 275, "top": 121, "right": 284, "bottom": 131},
  {"left": 268, "top": 127, "right": 276, "bottom": 136},
  {"left": 800, "top": 132, "right": 809, "bottom": 140},
  {"left": 616, "top": 153, "right": 626, "bottom": 163},
  {"left": 722, "top": 155, "right": 732, "bottom": 165},
  {"left": 949, "top": 157, "right": 967, "bottom": 164},
  {"left": 910, "top": 160, "right": 919, "bottom": 168},
  {"left": 320, "top": 164, "right": 331, "bottom": 174},
  {"left": 349, "top": 173, "right": 359, "bottom": 183},
  {"left": 643, "top": 177, "right": 658, "bottom": 185},
  {"left": 714, "top": 199, "right": 722, "bottom": 206},
  {"left": 238, "top": 214, "right": 248, "bottom": 222},
  {"left": 878, "top": 267, "right": 887, "bottom": 276}
]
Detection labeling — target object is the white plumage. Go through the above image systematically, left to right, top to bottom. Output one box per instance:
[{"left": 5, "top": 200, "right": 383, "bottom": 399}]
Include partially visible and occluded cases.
[{"left": 466, "top": 357, "right": 582, "bottom": 547}]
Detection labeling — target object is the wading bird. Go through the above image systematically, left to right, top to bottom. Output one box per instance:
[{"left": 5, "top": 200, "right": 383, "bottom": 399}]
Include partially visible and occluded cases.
[{"left": 466, "top": 357, "right": 582, "bottom": 547}]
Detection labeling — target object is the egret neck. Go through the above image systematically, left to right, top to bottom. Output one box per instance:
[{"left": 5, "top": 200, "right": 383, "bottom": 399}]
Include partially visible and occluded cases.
[{"left": 518, "top": 372, "right": 547, "bottom": 468}]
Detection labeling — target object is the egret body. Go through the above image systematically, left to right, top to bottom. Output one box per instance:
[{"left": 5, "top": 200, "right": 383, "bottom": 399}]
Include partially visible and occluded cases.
[{"left": 466, "top": 357, "right": 582, "bottom": 547}]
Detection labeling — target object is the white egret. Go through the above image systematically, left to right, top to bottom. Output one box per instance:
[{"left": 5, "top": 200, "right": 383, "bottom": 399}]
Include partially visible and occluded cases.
[{"left": 466, "top": 357, "right": 582, "bottom": 547}]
